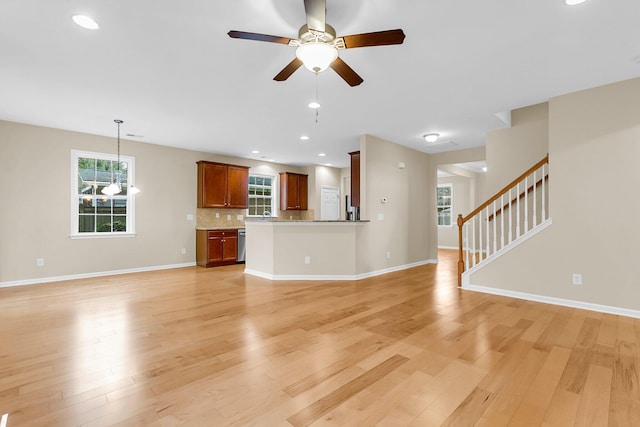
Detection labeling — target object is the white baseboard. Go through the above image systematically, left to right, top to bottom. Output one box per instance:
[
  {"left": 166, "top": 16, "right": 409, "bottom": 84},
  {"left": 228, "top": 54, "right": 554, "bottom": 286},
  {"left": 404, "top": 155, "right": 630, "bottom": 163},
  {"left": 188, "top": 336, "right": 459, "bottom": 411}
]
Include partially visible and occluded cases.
[
  {"left": 438, "top": 246, "right": 458, "bottom": 250},
  {"left": 245, "top": 259, "right": 438, "bottom": 281},
  {"left": 0, "top": 262, "right": 197, "bottom": 289},
  {"left": 462, "top": 283, "right": 640, "bottom": 319}
]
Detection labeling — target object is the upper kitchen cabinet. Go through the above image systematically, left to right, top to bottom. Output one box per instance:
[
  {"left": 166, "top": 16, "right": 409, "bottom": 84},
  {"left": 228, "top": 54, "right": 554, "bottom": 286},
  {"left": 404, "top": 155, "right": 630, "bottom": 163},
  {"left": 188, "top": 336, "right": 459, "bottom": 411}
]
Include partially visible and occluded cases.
[
  {"left": 349, "top": 151, "right": 360, "bottom": 207},
  {"left": 197, "top": 161, "right": 249, "bottom": 208},
  {"left": 279, "top": 172, "right": 308, "bottom": 210}
]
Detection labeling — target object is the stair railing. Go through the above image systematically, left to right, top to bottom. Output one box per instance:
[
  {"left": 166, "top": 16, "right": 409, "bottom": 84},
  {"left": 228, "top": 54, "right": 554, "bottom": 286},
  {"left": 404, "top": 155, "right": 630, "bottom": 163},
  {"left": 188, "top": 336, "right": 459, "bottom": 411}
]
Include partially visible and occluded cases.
[{"left": 457, "top": 155, "right": 549, "bottom": 286}]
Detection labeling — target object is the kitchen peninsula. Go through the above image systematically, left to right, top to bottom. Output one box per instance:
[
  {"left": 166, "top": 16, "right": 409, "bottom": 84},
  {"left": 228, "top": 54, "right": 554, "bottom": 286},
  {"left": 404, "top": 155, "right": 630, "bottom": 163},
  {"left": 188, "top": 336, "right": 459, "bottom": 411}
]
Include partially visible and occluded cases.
[{"left": 244, "top": 220, "right": 369, "bottom": 280}]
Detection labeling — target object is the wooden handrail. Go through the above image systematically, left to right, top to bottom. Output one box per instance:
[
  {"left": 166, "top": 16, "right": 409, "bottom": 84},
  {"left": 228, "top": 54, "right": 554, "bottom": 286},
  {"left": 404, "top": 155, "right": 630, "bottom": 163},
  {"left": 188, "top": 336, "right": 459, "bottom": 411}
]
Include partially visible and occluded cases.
[
  {"left": 457, "top": 154, "right": 549, "bottom": 286},
  {"left": 461, "top": 154, "right": 549, "bottom": 224},
  {"left": 486, "top": 175, "right": 548, "bottom": 222}
]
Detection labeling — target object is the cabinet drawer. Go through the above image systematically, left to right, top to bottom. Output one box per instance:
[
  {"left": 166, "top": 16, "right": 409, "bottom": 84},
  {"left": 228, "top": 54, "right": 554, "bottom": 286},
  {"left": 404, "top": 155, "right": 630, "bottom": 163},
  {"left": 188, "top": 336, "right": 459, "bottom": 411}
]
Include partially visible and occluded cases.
[{"left": 207, "top": 230, "right": 237, "bottom": 239}]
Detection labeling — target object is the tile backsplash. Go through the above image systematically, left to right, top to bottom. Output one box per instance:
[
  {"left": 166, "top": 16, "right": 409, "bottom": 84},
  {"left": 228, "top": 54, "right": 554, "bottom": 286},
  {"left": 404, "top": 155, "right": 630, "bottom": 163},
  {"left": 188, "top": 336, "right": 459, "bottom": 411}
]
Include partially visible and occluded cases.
[{"left": 196, "top": 208, "right": 316, "bottom": 228}]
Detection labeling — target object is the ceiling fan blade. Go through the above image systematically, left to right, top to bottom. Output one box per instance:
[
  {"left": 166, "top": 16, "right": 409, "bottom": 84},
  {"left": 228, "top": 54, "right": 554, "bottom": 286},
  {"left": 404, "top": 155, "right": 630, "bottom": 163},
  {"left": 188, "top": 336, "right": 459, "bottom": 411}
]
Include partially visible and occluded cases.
[
  {"left": 304, "top": 0, "right": 326, "bottom": 32},
  {"left": 342, "top": 29, "right": 406, "bottom": 49},
  {"left": 228, "top": 30, "right": 292, "bottom": 45},
  {"left": 330, "top": 57, "right": 363, "bottom": 87},
  {"left": 274, "top": 58, "right": 303, "bottom": 81}
]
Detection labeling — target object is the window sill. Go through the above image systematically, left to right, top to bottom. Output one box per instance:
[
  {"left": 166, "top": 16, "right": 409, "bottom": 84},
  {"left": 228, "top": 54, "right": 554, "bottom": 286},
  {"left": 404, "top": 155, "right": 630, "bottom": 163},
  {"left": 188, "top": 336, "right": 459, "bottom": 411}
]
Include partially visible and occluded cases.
[{"left": 70, "top": 232, "right": 137, "bottom": 239}]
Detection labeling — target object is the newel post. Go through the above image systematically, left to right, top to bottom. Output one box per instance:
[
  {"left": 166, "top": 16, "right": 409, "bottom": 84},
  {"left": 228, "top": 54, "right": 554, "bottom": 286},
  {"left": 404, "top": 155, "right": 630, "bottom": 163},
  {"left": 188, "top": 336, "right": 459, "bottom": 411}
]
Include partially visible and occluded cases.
[{"left": 457, "top": 214, "right": 464, "bottom": 287}]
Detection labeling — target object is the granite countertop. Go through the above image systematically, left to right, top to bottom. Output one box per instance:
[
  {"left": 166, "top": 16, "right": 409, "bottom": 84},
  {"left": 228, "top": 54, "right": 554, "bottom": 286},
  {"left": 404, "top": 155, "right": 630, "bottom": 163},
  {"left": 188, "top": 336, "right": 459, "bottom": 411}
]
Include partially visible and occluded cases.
[
  {"left": 244, "top": 219, "right": 370, "bottom": 224},
  {"left": 195, "top": 226, "right": 245, "bottom": 230}
]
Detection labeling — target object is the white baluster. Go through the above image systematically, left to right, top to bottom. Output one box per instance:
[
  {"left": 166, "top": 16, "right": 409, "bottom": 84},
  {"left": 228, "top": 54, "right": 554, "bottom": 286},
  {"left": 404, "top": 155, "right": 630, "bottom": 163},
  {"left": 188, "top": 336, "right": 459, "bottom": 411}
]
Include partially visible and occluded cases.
[
  {"left": 542, "top": 163, "right": 546, "bottom": 221},
  {"left": 533, "top": 169, "right": 537, "bottom": 227},
  {"left": 524, "top": 176, "right": 529, "bottom": 233},
  {"left": 516, "top": 183, "right": 521, "bottom": 238},
  {"left": 508, "top": 188, "right": 513, "bottom": 244},
  {"left": 500, "top": 194, "right": 505, "bottom": 250},
  {"left": 493, "top": 200, "right": 497, "bottom": 253},
  {"left": 485, "top": 206, "right": 490, "bottom": 257},
  {"left": 478, "top": 209, "right": 483, "bottom": 264},
  {"left": 472, "top": 215, "right": 476, "bottom": 267},
  {"left": 465, "top": 221, "right": 470, "bottom": 268}
]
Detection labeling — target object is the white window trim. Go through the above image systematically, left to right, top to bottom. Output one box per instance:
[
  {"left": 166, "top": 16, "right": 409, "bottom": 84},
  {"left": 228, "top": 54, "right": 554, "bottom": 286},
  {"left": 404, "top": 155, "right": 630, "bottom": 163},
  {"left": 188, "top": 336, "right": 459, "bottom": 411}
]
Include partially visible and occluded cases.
[
  {"left": 70, "top": 149, "right": 137, "bottom": 238},
  {"left": 246, "top": 173, "right": 278, "bottom": 218},
  {"left": 437, "top": 183, "right": 453, "bottom": 228}
]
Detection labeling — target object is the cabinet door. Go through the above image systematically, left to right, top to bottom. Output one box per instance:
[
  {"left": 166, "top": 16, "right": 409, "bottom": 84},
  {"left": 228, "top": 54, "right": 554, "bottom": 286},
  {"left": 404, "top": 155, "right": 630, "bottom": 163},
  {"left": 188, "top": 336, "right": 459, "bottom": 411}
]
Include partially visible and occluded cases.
[
  {"left": 349, "top": 151, "right": 360, "bottom": 207},
  {"left": 198, "top": 162, "right": 228, "bottom": 208},
  {"left": 226, "top": 166, "right": 249, "bottom": 209},
  {"left": 285, "top": 174, "right": 299, "bottom": 210},
  {"left": 297, "top": 174, "right": 308, "bottom": 210},
  {"left": 207, "top": 234, "right": 224, "bottom": 263},
  {"left": 222, "top": 234, "right": 238, "bottom": 262}
]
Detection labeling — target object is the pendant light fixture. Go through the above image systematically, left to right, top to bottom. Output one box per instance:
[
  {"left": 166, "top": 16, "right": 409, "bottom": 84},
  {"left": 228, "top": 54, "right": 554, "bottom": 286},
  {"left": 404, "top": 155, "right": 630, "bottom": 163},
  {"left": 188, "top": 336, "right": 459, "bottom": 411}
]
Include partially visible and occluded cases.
[{"left": 102, "top": 119, "right": 141, "bottom": 195}]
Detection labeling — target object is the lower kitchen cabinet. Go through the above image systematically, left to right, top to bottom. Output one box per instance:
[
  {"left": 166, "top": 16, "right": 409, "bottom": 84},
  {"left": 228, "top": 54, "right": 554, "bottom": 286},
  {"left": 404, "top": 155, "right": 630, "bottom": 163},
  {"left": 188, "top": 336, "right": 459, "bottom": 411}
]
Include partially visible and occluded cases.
[{"left": 196, "top": 229, "right": 238, "bottom": 267}]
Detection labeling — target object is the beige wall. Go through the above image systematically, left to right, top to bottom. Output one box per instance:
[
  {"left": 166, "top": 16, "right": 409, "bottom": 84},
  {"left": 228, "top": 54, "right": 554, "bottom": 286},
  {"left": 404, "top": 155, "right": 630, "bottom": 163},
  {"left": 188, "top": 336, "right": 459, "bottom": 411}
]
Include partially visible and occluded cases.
[
  {"left": 469, "top": 77, "right": 640, "bottom": 311},
  {"left": 484, "top": 102, "right": 549, "bottom": 198},
  {"left": 0, "top": 120, "right": 332, "bottom": 284},
  {"left": 355, "top": 134, "right": 437, "bottom": 274},
  {"left": 306, "top": 165, "right": 341, "bottom": 220},
  {"left": 437, "top": 175, "right": 472, "bottom": 248}
]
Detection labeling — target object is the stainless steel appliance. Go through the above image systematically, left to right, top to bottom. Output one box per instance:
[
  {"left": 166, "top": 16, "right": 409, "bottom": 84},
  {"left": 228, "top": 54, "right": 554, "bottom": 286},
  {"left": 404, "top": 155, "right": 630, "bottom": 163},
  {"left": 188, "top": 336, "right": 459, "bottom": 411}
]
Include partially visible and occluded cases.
[{"left": 237, "top": 228, "right": 246, "bottom": 263}]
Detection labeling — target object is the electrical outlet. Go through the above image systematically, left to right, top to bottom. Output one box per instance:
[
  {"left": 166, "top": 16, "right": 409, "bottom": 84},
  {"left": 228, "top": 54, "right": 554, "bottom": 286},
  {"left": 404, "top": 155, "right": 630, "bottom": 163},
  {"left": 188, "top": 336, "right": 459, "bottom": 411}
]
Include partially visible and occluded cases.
[
  {"left": 215, "top": 212, "right": 220, "bottom": 219},
  {"left": 378, "top": 213, "right": 384, "bottom": 221},
  {"left": 186, "top": 214, "right": 193, "bottom": 221},
  {"left": 227, "top": 215, "right": 231, "bottom": 220},
  {"left": 237, "top": 215, "right": 243, "bottom": 221},
  {"left": 181, "top": 248, "right": 186, "bottom": 255},
  {"left": 386, "top": 251, "right": 391, "bottom": 259},
  {"left": 304, "top": 256, "right": 311, "bottom": 264},
  {"left": 36, "top": 258, "right": 44, "bottom": 267},
  {"left": 572, "top": 273, "right": 583, "bottom": 285}
]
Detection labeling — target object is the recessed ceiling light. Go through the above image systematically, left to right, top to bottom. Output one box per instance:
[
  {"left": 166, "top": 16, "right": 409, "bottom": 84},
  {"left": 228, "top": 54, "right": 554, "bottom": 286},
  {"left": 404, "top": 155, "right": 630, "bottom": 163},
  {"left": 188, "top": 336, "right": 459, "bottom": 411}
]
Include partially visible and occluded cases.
[
  {"left": 565, "top": 0, "right": 586, "bottom": 5},
  {"left": 72, "top": 15, "right": 100, "bottom": 30},
  {"left": 308, "top": 102, "right": 320, "bottom": 109},
  {"left": 423, "top": 133, "right": 439, "bottom": 143},
  {"left": 300, "top": 135, "right": 310, "bottom": 140},
  {"left": 252, "top": 150, "right": 260, "bottom": 154},
  {"left": 318, "top": 153, "right": 326, "bottom": 157},
  {"left": 325, "top": 163, "right": 332, "bottom": 166},
  {"left": 482, "top": 166, "right": 488, "bottom": 172}
]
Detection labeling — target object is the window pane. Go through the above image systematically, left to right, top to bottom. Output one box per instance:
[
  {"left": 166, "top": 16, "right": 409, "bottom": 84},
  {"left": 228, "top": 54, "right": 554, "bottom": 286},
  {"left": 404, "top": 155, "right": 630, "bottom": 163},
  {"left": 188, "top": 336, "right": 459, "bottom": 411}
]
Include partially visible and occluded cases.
[
  {"left": 78, "top": 197, "right": 96, "bottom": 214},
  {"left": 79, "top": 215, "right": 95, "bottom": 233},
  {"left": 96, "top": 216, "right": 113, "bottom": 232},
  {"left": 113, "top": 216, "right": 127, "bottom": 232}
]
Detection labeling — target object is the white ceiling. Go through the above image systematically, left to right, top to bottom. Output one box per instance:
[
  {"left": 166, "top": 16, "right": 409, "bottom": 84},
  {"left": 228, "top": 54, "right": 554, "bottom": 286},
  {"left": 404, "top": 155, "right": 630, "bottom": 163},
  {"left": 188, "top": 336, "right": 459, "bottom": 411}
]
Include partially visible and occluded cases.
[{"left": 2, "top": 0, "right": 640, "bottom": 168}]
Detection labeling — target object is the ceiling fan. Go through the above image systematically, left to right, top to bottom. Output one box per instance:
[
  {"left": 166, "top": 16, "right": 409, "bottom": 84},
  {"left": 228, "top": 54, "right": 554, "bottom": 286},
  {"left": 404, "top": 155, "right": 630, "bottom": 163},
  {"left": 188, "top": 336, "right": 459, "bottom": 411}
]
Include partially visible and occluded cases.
[{"left": 228, "top": 0, "right": 406, "bottom": 87}]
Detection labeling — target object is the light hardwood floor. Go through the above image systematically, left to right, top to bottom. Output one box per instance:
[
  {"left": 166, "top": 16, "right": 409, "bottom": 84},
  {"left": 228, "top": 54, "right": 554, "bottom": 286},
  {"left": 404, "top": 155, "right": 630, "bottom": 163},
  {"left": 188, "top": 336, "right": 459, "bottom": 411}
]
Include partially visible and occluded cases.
[{"left": 1, "top": 250, "right": 639, "bottom": 426}]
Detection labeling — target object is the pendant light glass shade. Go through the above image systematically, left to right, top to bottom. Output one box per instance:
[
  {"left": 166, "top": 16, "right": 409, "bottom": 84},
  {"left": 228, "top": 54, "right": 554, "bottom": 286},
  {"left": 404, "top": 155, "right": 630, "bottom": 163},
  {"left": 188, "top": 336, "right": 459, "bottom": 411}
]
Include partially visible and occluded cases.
[{"left": 296, "top": 42, "right": 338, "bottom": 73}]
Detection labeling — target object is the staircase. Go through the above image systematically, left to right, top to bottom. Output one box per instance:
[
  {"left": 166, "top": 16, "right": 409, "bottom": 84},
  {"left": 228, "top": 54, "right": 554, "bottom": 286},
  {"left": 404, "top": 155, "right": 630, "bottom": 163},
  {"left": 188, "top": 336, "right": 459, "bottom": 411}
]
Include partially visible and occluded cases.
[{"left": 457, "top": 155, "right": 550, "bottom": 286}]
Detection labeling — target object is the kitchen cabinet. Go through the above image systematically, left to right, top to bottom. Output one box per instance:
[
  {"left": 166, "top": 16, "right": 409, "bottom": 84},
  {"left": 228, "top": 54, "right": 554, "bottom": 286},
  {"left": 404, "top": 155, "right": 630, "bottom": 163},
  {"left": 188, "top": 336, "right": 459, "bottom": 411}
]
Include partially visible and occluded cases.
[
  {"left": 349, "top": 151, "right": 360, "bottom": 207},
  {"left": 197, "top": 161, "right": 249, "bottom": 208},
  {"left": 279, "top": 172, "right": 308, "bottom": 210},
  {"left": 196, "top": 229, "right": 238, "bottom": 267}
]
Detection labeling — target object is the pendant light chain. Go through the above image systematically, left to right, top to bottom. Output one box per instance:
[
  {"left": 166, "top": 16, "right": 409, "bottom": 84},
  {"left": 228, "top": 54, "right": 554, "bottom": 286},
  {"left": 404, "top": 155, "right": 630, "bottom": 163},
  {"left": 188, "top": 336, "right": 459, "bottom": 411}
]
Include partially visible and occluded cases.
[{"left": 314, "top": 73, "right": 319, "bottom": 124}]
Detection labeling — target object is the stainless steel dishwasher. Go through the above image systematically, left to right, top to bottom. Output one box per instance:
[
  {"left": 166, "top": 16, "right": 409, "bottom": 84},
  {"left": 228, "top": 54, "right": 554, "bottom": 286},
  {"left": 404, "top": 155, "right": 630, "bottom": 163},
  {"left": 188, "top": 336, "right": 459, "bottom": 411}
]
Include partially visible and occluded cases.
[{"left": 237, "top": 228, "right": 246, "bottom": 263}]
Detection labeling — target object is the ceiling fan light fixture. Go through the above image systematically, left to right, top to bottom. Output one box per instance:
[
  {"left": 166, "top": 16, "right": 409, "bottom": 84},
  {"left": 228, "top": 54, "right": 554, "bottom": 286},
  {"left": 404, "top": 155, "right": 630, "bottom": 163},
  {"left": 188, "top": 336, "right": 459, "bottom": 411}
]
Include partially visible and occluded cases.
[
  {"left": 296, "top": 42, "right": 338, "bottom": 73},
  {"left": 423, "top": 133, "right": 440, "bottom": 143}
]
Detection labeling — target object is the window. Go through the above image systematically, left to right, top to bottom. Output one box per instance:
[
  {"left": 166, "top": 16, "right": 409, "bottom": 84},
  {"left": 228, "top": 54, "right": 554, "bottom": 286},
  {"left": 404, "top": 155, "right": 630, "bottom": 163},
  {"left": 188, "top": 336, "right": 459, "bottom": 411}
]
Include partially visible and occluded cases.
[
  {"left": 71, "top": 150, "right": 136, "bottom": 237},
  {"left": 248, "top": 174, "right": 277, "bottom": 217},
  {"left": 437, "top": 183, "right": 453, "bottom": 226}
]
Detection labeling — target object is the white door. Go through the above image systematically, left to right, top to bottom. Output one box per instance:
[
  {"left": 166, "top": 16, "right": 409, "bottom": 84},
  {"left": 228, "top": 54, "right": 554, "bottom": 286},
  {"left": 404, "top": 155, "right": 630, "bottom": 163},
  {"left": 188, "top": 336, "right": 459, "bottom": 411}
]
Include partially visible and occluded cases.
[{"left": 321, "top": 186, "right": 340, "bottom": 220}]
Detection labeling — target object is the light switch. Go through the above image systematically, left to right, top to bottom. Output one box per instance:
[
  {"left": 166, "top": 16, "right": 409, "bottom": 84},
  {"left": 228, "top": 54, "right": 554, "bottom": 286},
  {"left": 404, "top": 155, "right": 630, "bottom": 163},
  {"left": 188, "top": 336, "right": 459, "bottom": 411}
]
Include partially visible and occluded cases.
[{"left": 378, "top": 213, "right": 384, "bottom": 221}]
